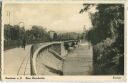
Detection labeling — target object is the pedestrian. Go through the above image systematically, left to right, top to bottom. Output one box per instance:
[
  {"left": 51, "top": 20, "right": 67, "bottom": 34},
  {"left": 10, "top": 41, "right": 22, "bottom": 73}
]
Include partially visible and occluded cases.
[
  {"left": 22, "top": 37, "right": 26, "bottom": 49},
  {"left": 64, "top": 42, "right": 69, "bottom": 54}
]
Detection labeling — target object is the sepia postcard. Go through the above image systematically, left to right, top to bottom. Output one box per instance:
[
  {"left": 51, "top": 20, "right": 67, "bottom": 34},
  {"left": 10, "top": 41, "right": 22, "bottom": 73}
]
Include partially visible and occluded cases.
[{"left": 1, "top": 0, "right": 127, "bottom": 82}]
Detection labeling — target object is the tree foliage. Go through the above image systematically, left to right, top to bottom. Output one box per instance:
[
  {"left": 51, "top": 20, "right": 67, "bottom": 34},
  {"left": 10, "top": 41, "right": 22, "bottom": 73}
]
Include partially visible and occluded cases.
[
  {"left": 81, "top": 4, "right": 124, "bottom": 75},
  {"left": 4, "top": 24, "right": 81, "bottom": 50},
  {"left": 4, "top": 25, "right": 51, "bottom": 50}
]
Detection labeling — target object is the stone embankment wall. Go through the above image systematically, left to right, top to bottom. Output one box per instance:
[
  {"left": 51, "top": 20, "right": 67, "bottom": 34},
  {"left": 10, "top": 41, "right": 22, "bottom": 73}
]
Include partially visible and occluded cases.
[{"left": 30, "top": 42, "right": 66, "bottom": 75}]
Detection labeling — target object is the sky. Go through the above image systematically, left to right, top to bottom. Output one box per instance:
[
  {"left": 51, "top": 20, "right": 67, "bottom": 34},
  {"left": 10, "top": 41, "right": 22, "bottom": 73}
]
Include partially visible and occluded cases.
[{"left": 3, "top": 3, "right": 96, "bottom": 32}]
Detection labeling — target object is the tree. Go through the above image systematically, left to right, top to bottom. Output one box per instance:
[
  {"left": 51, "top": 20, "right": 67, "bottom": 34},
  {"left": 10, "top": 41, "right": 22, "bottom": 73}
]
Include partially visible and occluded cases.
[{"left": 80, "top": 4, "right": 124, "bottom": 75}]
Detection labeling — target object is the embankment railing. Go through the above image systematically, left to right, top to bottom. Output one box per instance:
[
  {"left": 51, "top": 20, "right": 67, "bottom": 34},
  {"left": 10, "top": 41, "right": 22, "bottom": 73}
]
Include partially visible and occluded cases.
[
  {"left": 30, "top": 40, "right": 78, "bottom": 75},
  {"left": 30, "top": 42, "right": 63, "bottom": 75}
]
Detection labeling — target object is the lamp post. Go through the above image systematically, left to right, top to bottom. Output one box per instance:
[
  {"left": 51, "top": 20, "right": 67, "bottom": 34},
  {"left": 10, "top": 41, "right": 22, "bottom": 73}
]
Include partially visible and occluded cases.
[{"left": 83, "top": 25, "right": 86, "bottom": 41}]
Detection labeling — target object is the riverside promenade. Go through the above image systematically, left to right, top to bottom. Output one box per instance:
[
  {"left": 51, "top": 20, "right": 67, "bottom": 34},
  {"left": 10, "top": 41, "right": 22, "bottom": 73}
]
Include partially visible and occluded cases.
[{"left": 4, "top": 42, "right": 93, "bottom": 75}]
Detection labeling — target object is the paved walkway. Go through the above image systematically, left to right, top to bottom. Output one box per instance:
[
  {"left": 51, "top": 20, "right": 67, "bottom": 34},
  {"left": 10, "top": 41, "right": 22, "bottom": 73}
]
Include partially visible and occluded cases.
[
  {"left": 3, "top": 42, "right": 60, "bottom": 75},
  {"left": 4, "top": 42, "right": 93, "bottom": 75},
  {"left": 63, "top": 42, "right": 93, "bottom": 75},
  {"left": 4, "top": 45, "right": 31, "bottom": 75}
]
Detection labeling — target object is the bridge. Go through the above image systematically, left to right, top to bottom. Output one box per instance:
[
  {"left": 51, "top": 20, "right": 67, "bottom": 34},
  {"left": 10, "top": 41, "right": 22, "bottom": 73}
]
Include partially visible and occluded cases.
[{"left": 4, "top": 40, "right": 93, "bottom": 75}]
